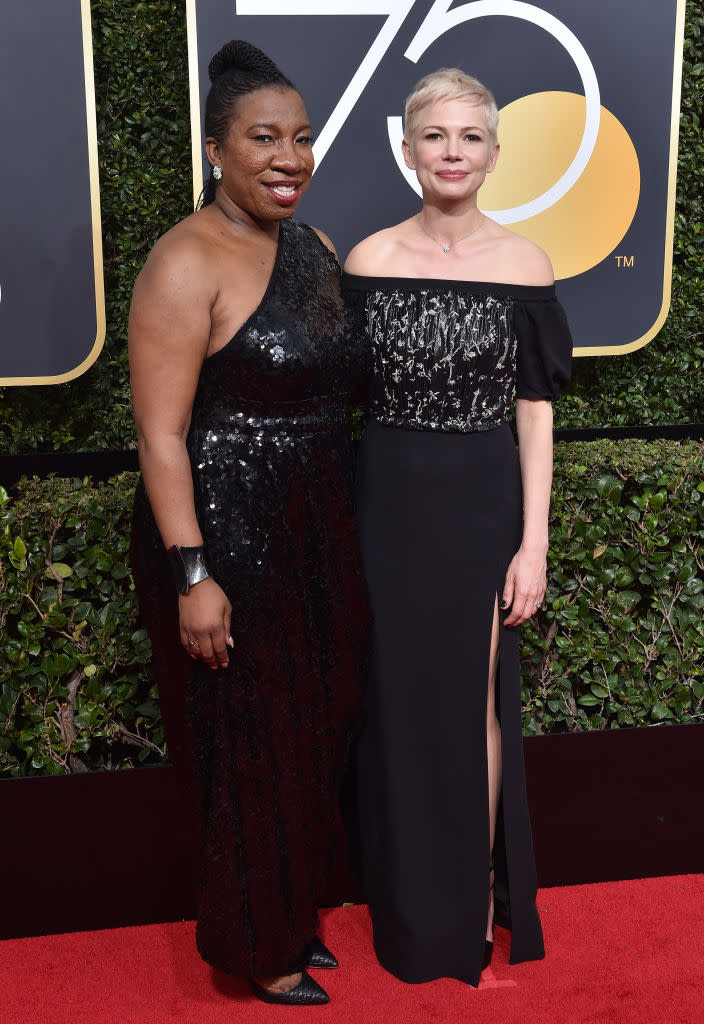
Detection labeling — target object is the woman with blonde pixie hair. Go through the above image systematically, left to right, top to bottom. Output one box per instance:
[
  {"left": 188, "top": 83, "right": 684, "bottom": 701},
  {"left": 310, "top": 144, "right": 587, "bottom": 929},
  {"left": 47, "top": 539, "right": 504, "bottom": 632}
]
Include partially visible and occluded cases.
[
  {"left": 343, "top": 68, "right": 572, "bottom": 986},
  {"left": 404, "top": 68, "right": 499, "bottom": 142}
]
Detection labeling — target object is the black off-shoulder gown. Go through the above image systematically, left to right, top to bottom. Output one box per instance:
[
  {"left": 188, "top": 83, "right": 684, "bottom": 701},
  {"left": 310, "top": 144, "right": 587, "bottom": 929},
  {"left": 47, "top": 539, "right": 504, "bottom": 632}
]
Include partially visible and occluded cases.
[
  {"left": 131, "top": 222, "right": 369, "bottom": 979},
  {"left": 342, "top": 274, "right": 572, "bottom": 987}
]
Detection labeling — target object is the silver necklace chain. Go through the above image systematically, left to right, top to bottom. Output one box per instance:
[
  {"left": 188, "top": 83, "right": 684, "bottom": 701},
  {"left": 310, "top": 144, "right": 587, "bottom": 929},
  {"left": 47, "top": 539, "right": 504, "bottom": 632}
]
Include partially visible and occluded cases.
[{"left": 417, "top": 214, "right": 485, "bottom": 254}]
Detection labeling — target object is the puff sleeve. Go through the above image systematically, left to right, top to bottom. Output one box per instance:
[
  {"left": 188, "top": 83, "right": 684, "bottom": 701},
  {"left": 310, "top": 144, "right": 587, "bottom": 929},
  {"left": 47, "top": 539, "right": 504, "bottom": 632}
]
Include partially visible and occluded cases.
[{"left": 514, "top": 294, "right": 573, "bottom": 401}]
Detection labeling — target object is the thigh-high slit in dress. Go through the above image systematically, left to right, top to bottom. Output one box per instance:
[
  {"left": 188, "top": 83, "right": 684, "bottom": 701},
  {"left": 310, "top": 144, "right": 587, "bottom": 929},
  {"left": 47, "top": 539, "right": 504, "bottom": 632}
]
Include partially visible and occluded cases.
[
  {"left": 130, "top": 222, "right": 370, "bottom": 979},
  {"left": 342, "top": 274, "right": 572, "bottom": 987}
]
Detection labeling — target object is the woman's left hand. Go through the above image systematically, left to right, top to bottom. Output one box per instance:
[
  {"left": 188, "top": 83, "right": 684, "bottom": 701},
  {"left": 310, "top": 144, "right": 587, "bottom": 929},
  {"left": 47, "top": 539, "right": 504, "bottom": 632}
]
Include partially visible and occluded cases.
[{"left": 501, "top": 546, "right": 547, "bottom": 627}]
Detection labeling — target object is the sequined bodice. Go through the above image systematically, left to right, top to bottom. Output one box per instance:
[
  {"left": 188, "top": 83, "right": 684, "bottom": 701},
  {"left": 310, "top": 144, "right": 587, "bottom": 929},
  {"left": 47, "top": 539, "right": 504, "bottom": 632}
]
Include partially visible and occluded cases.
[
  {"left": 184, "top": 221, "right": 368, "bottom": 571},
  {"left": 191, "top": 221, "right": 363, "bottom": 431},
  {"left": 343, "top": 275, "right": 570, "bottom": 434},
  {"left": 368, "top": 285, "right": 515, "bottom": 432}
]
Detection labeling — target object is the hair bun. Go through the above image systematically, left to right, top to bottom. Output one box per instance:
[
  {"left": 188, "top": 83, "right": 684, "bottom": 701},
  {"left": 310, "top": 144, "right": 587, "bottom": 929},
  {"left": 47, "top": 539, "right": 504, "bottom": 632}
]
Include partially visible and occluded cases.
[{"left": 208, "top": 39, "right": 282, "bottom": 83}]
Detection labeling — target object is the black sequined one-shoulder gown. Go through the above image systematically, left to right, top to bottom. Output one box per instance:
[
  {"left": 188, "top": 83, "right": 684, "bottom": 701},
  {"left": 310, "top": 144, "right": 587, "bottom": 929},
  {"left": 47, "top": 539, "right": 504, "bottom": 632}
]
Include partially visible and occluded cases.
[
  {"left": 131, "top": 221, "right": 369, "bottom": 979},
  {"left": 343, "top": 274, "right": 572, "bottom": 987}
]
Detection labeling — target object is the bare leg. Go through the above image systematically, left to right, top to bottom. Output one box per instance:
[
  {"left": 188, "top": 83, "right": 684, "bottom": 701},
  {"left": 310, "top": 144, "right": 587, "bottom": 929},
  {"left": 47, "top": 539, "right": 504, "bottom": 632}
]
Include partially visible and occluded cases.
[
  {"left": 486, "top": 597, "right": 502, "bottom": 941},
  {"left": 254, "top": 972, "right": 303, "bottom": 994}
]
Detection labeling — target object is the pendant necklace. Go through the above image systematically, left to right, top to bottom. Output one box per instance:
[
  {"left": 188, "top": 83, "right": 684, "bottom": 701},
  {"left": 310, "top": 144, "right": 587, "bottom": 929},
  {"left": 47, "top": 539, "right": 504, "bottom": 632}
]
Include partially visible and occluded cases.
[{"left": 417, "top": 214, "right": 485, "bottom": 254}]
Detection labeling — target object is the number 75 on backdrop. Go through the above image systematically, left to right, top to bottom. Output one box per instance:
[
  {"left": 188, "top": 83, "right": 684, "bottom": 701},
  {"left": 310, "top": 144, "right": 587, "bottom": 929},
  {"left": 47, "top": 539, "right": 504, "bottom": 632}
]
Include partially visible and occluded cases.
[{"left": 187, "top": 0, "right": 686, "bottom": 355}]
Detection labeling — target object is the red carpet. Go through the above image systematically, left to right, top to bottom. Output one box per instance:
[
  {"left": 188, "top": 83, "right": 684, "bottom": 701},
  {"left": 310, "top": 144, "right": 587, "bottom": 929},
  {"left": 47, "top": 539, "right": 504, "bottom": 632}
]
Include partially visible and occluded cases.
[{"left": 4, "top": 876, "right": 703, "bottom": 1024}]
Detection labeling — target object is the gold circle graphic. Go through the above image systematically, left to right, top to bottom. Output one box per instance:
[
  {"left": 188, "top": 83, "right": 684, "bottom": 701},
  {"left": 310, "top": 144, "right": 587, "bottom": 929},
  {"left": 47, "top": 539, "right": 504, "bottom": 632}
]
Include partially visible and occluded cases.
[{"left": 478, "top": 91, "right": 641, "bottom": 280}]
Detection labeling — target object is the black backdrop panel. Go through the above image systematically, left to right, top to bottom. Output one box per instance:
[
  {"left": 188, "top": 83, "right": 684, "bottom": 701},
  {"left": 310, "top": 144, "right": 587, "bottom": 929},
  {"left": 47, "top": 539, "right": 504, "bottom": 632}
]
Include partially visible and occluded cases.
[
  {"left": 0, "top": 1, "right": 103, "bottom": 383},
  {"left": 189, "top": 1, "right": 685, "bottom": 355},
  {"left": 3, "top": 725, "right": 702, "bottom": 939}
]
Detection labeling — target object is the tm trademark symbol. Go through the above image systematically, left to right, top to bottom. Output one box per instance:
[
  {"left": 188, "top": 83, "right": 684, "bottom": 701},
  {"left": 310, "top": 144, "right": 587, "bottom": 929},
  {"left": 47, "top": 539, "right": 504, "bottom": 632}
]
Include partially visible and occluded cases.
[{"left": 615, "top": 255, "right": 635, "bottom": 268}]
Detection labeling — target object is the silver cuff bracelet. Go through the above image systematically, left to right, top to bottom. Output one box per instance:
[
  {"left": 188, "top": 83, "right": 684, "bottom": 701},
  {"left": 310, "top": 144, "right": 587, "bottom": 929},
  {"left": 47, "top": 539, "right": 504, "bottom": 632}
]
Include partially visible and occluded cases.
[{"left": 167, "top": 544, "right": 210, "bottom": 594}]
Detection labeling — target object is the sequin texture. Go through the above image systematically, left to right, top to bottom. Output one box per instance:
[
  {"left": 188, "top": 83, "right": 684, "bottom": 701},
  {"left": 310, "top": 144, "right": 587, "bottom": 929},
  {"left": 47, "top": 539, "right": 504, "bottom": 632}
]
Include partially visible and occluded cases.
[
  {"left": 131, "top": 220, "right": 370, "bottom": 979},
  {"left": 343, "top": 277, "right": 572, "bottom": 433},
  {"left": 359, "top": 286, "right": 516, "bottom": 431}
]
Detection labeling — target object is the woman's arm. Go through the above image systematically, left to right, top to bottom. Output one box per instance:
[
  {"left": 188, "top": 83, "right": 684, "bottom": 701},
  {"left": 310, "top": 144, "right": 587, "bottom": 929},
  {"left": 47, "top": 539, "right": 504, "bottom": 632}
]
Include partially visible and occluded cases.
[
  {"left": 129, "top": 235, "right": 231, "bottom": 669},
  {"left": 129, "top": 238, "right": 209, "bottom": 546},
  {"left": 502, "top": 398, "right": 553, "bottom": 627}
]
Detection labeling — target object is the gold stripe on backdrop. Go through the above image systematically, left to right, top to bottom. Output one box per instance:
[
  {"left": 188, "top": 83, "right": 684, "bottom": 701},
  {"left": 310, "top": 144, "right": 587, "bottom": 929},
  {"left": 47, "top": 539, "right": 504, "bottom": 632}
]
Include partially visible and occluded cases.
[
  {"left": 0, "top": 0, "right": 106, "bottom": 386},
  {"left": 186, "top": 0, "right": 205, "bottom": 209},
  {"left": 575, "top": 0, "right": 686, "bottom": 357}
]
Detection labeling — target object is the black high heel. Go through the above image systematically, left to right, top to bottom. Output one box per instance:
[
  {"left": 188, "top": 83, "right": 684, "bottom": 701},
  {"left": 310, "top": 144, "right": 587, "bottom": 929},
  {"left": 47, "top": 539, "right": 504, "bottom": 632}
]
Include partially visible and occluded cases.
[
  {"left": 305, "top": 936, "right": 339, "bottom": 969},
  {"left": 250, "top": 969, "right": 330, "bottom": 1006}
]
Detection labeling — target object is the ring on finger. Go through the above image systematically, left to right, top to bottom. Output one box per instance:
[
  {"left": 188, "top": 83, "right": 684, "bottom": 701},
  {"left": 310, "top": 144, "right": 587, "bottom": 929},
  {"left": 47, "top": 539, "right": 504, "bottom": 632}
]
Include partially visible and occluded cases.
[{"left": 188, "top": 637, "right": 200, "bottom": 647}]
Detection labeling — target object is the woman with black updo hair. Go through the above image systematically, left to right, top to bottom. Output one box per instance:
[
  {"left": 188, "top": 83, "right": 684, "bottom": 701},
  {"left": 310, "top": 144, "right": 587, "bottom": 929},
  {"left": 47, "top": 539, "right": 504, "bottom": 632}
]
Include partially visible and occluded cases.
[{"left": 129, "top": 40, "right": 369, "bottom": 1006}]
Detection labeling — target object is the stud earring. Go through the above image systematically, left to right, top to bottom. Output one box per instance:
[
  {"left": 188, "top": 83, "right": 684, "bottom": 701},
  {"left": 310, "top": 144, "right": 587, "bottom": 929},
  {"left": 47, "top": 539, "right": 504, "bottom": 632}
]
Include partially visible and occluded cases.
[{"left": 212, "top": 165, "right": 222, "bottom": 180}]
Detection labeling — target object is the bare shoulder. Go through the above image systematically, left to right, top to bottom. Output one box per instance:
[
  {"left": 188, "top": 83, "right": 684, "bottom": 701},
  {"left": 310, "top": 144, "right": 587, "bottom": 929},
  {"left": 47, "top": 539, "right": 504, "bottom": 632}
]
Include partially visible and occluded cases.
[
  {"left": 133, "top": 212, "right": 215, "bottom": 303},
  {"left": 130, "top": 214, "right": 219, "bottom": 349},
  {"left": 344, "top": 224, "right": 407, "bottom": 276},
  {"left": 488, "top": 224, "right": 554, "bottom": 286},
  {"left": 311, "top": 226, "right": 338, "bottom": 259}
]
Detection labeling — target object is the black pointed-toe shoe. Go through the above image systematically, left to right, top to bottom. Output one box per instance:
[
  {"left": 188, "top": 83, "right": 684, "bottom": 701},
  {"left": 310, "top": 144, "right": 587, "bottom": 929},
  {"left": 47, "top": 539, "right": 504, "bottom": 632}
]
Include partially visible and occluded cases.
[
  {"left": 305, "top": 936, "right": 339, "bottom": 969},
  {"left": 250, "top": 969, "right": 330, "bottom": 1006}
]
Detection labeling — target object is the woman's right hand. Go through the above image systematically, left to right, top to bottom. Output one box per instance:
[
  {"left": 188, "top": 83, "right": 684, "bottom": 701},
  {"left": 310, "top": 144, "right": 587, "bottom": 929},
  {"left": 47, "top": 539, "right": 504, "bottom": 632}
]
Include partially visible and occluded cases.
[{"left": 178, "top": 578, "right": 233, "bottom": 670}]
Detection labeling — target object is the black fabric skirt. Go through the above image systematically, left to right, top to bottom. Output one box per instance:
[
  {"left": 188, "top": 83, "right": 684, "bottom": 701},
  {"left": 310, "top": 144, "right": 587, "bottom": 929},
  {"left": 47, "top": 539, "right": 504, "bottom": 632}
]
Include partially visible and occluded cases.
[
  {"left": 356, "top": 418, "right": 544, "bottom": 987},
  {"left": 130, "top": 419, "right": 369, "bottom": 980}
]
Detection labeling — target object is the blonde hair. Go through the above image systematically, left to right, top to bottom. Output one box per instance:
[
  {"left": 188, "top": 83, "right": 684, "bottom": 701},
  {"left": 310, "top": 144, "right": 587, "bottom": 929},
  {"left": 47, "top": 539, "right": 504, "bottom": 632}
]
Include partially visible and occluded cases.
[{"left": 404, "top": 68, "right": 499, "bottom": 144}]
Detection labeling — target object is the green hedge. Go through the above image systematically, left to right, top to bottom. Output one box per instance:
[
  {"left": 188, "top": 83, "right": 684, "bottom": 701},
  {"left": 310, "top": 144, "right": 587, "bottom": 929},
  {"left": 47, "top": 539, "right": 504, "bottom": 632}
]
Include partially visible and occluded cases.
[
  {"left": 0, "top": 0, "right": 701, "bottom": 452},
  {"left": 2, "top": 439, "right": 702, "bottom": 776},
  {"left": 522, "top": 439, "right": 704, "bottom": 733},
  {"left": 0, "top": 474, "right": 161, "bottom": 775}
]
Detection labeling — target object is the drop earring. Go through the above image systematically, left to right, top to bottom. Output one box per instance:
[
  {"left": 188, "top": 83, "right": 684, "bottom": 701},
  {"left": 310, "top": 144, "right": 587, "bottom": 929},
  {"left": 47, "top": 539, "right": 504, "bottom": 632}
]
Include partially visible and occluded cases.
[{"left": 212, "top": 165, "right": 222, "bottom": 180}]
